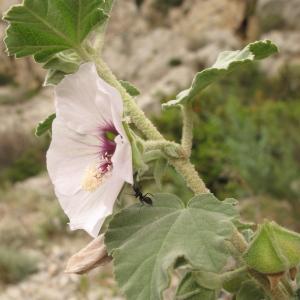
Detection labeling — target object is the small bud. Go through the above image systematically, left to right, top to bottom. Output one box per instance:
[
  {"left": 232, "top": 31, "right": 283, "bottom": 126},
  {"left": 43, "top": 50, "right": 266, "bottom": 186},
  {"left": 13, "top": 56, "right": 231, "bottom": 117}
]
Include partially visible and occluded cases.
[
  {"left": 244, "top": 221, "right": 300, "bottom": 274},
  {"left": 65, "top": 234, "right": 112, "bottom": 275}
]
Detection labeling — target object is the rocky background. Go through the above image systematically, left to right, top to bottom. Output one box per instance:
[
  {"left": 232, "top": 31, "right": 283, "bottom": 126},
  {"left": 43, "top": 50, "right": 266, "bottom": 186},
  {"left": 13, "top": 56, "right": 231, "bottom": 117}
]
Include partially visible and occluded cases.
[{"left": 0, "top": 0, "right": 299, "bottom": 299}]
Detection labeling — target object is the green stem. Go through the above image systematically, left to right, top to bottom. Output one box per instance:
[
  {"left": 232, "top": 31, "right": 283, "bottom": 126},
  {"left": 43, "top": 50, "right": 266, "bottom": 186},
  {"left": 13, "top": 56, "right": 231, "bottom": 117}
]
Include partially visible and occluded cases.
[
  {"left": 181, "top": 104, "right": 194, "bottom": 157},
  {"left": 168, "top": 158, "right": 209, "bottom": 194},
  {"left": 231, "top": 229, "right": 248, "bottom": 254}
]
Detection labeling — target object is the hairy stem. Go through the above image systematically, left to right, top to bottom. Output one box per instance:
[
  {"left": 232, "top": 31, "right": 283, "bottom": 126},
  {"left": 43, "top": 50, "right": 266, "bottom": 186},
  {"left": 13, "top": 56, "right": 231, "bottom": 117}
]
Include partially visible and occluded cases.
[
  {"left": 181, "top": 104, "right": 194, "bottom": 157},
  {"left": 144, "top": 140, "right": 186, "bottom": 158},
  {"left": 169, "top": 158, "right": 209, "bottom": 194},
  {"left": 231, "top": 229, "right": 248, "bottom": 253}
]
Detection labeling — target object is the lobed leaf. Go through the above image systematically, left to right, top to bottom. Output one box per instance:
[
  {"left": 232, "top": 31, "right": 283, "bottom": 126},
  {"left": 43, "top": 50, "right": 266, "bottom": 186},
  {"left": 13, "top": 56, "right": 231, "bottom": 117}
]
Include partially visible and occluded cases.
[
  {"left": 4, "top": 0, "right": 109, "bottom": 62},
  {"left": 163, "top": 40, "right": 278, "bottom": 108},
  {"left": 105, "top": 193, "right": 238, "bottom": 300}
]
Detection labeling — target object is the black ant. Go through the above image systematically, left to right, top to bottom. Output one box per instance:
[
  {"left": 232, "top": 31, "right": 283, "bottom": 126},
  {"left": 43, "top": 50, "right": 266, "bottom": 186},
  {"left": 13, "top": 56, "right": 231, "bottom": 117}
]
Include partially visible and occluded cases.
[{"left": 132, "top": 184, "right": 153, "bottom": 206}]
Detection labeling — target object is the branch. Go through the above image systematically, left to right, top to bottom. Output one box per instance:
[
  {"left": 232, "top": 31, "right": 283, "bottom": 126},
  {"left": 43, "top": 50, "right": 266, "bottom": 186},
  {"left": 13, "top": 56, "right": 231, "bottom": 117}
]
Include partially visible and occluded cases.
[{"left": 144, "top": 140, "right": 186, "bottom": 158}]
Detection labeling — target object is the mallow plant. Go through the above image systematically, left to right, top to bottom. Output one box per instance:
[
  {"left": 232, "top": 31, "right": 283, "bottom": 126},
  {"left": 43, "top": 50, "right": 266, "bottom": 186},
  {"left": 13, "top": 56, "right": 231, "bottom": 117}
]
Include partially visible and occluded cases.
[{"left": 3, "top": 1, "right": 300, "bottom": 299}]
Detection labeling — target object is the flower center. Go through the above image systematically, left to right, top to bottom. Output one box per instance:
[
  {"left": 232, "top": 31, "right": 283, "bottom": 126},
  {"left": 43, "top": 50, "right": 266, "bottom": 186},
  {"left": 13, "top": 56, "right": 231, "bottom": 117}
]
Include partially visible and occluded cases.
[
  {"left": 81, "top": 124, "right": 119, "bottom": 193},
  {"left": 81, "top": 152, "right": 113, "bottom": 192}
]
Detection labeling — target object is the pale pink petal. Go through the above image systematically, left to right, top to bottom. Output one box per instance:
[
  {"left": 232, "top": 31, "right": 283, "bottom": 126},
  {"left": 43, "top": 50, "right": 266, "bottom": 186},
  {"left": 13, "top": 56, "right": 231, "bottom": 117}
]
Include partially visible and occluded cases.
[
  {"left": 47, "top": 63, "right": 133, "bottom": 237},
  {"left": 55, "top": 63, "right": 113, "bottom": 135},
  {"left": 94, "top": 76, "right": 125, "bottom": 138},
  {"left": 47, "top": 118, "right": 100, "bottom": 196},
  {"left": 112, "top": 135, "right": 133, "bottom": 184},
  {"left": 56, "top": 175, "right": 124, "bottom": 237}
]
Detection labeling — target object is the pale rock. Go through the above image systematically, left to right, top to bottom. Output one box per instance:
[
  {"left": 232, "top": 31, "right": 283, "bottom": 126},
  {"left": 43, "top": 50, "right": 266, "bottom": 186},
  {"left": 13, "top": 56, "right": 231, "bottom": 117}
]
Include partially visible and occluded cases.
[
  {"left": 0, "top": 0, "right": 20, "bottom": 13},
  {"left": 171, "top": 0, "right": 246, "bottom": 41},
  {"left": 257, "top": 0, "right": 300, "bottom": 31},
  {"left": 260, "top": 31, "right": 300, "bottom": 75},
  {"left": 0, "top": 88, "right": 54, "bottom": 132},
  {"left": 48, "top": 264, "right": 59, "bottom": 277}
]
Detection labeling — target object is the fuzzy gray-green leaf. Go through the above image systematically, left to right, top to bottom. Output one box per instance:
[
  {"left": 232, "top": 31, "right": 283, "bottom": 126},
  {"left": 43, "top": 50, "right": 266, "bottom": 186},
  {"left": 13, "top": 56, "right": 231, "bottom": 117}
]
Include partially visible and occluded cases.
[
  {"left": 163, "top": 40, "right": 278, "bottom": 108},
  {"left": 105, "top": 193, "right": 238, "bottom": 300}
]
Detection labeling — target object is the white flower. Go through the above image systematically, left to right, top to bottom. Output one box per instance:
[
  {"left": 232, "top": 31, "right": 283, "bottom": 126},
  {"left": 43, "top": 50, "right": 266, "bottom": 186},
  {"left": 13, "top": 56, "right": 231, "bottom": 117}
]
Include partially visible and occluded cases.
[{"left": 47, "top": 63, "right": 133, "bottom": 237}]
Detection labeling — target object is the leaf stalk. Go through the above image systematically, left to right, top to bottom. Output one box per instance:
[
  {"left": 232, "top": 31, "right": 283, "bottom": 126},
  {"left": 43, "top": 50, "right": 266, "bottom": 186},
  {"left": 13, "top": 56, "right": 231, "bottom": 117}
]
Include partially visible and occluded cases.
[{"left": 181, "top": 104, "right": 194, "bottom": 157}]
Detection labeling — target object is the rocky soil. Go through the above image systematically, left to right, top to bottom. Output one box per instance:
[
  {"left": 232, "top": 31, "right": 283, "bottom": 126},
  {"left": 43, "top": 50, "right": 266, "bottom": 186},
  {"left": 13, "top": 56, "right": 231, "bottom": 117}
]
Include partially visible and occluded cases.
[{"left": 0, "top": 0, "right": 299, "bottom": 299}]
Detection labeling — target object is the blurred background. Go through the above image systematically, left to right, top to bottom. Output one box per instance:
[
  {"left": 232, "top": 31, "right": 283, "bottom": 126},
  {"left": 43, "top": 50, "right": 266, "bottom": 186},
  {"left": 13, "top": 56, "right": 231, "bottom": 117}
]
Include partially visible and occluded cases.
[{"left": 0, "top": 0, "right": 299, "bottom": 299}]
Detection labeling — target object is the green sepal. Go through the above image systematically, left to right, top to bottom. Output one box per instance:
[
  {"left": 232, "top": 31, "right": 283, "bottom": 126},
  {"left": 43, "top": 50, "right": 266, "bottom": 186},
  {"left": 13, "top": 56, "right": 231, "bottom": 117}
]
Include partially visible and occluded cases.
[
  {"left": 163, "top": 40, "right": 278, "bottom": 108},
  {"left": 43, "top": 50, "right": 82, "bottom": 85},
  {"left": 43, "top": 50, "right": 81, "bottom": 73},
  {"left": 45, "top": 70, "right": 66, "bottom": 86},
  {"left": 35, "top": 113, "right": 56, "bottom": 137},
  {"left": 124, "top": 125, "right": 148, "bottom": 178},
  {"left": 153, "top": 158, "right": 167, "bottom": 190},
  {"left": 244, "top": 221, "right": 300, "bottom": 274}
]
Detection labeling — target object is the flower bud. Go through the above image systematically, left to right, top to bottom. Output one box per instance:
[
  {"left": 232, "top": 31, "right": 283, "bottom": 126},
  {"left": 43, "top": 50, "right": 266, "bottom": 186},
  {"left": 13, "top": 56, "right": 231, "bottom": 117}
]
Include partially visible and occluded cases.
[
  {"left": 244, "top": 221, "right": 300, "bottom": 274},
  {"left": 65, "top": 234, "right": 112, "bottom": 274}
]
